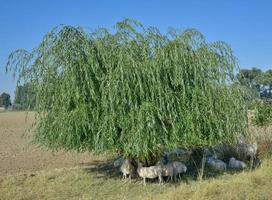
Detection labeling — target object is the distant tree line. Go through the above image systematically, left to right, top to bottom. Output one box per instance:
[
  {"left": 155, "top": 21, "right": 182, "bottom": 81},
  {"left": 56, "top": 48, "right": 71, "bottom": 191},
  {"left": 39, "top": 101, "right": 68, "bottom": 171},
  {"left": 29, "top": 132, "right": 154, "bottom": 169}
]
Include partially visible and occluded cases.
[
  {"left": 237, "top": 67, "right": 272, "bottom": 99},
  {"left": 237, "top": 67, "right": 272, "bottom": 126},
  {"left": 0, "top": 83, "right": 36, "bottom": 110}
]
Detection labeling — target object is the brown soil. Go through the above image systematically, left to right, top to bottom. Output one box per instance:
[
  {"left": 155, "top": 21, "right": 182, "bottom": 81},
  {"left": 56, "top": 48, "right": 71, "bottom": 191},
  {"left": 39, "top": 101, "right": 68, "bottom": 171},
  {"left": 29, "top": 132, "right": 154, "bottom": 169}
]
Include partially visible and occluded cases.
[{"left": 0, "top": 112, "right": 96, "bottom": 176}]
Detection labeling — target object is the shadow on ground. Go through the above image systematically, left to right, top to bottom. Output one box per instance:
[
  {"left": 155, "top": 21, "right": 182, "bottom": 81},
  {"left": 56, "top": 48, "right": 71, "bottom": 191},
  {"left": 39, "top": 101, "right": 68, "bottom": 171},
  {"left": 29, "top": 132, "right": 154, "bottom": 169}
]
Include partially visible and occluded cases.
[
  {"left": 80, "top": 147, "right": 262, "bottom": 185},
  {"left": 80, "top": 157, "right": 245, "bottom": 185},
  {"left": 83, "top": 158, "right": 121, "bottom": 180}
]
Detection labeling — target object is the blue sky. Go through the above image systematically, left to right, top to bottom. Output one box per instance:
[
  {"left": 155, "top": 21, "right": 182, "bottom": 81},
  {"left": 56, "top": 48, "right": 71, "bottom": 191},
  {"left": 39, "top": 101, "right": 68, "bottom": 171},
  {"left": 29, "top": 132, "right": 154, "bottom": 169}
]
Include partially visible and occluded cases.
[{"left": 0, "top": 0, "right": 272, "bottom": 100}]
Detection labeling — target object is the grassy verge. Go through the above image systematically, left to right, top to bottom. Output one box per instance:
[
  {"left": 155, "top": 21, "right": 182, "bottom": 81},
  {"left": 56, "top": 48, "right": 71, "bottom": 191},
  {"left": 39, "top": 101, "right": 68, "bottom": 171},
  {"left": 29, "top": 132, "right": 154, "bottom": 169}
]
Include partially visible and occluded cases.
[{"left": 0, "top": 159, "right": 271, "bottom": 200}]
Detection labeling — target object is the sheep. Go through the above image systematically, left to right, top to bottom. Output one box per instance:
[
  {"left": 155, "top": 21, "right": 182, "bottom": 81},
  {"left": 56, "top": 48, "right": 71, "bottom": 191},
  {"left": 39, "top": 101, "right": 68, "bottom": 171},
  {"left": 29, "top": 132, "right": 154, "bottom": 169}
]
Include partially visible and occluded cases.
[
  {"left": 210, "top": 142, "right": 258, "bottom": 162},
  {"left": 232, "top": 142, "right": 258, "bottom": 168},
  {"left": 236, "top": 142, "right": 258, "bottom": 161},
  {"left": 114, "top": 156, "right": 124, "bottom": 168},
  {"left": 206, "top": 157, "right": 226, "bottom": 172},
  {"left": 228, "top": 157, "right": 247, "bottom": 170},
  {"left": 120, "top": 159, "right": 134, "bottom": 182},
  {"left": 156, "top": 161, "right": 174, "bottom": 181},
  {"left": 171, "top": 161, "right": 187, "bottom": 180},
  {"left": 137, "top": 162, "right": 163, "bottom": 185}
]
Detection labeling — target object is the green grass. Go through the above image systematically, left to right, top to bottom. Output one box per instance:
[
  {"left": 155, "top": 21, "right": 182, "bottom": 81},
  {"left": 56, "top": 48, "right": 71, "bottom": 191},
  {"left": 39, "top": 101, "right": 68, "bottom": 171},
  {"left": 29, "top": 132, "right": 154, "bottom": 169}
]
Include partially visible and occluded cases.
[{"left": 1, "top": 159, "right": 271, "bottom": 200}]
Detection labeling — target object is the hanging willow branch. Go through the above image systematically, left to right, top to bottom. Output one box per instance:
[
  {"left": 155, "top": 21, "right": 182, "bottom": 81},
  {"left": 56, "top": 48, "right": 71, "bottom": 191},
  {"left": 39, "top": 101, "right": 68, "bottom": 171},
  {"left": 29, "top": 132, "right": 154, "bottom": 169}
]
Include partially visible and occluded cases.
[{"left": 6, "top": 19, "right": 248, "bottom": 162}]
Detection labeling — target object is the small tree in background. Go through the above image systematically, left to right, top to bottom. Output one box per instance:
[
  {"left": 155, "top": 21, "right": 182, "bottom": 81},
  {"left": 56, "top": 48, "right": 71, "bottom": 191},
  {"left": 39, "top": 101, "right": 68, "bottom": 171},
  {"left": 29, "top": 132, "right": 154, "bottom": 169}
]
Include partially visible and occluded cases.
[
  {"left": 6, "top": 19, "right": 247, "bottom": 165},
  {"left": 260, "top": 70, "right": 272, "bottom": 99},
  {"left": 14, "top": 83, "right": 36, "bottom": 110},
  {"left": 0, "top": 92, "right": 11, "bottom": 109}
]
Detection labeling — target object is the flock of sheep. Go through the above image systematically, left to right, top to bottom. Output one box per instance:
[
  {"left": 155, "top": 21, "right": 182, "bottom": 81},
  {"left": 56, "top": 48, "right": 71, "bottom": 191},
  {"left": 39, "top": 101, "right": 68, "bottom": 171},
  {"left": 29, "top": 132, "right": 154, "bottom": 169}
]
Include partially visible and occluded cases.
[
  {"left": 113, "top": 141, "right": 258, "bottom": 185},
  {"left": 115, "top": 157, "right": 187, "bottom": 185}
]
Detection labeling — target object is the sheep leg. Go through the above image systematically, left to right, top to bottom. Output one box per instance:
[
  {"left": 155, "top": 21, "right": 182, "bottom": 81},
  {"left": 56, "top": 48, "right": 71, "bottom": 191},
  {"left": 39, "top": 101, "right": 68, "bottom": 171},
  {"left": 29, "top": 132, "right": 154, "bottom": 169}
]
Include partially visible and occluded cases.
[
  {"left": 249, "top": 156, "right": 254, "bottom": 170},
  {"left": 124, "top": 174, "right": 127, "bottom": 182},
  {"left": 129, "top": 174, "right": 131, "bottom": 183},
  {"left": 159, "top": 175, "right": 163, "bottom": 185},
  {"left": 143, "top": 178, "right": 146, "bottom": 185}
]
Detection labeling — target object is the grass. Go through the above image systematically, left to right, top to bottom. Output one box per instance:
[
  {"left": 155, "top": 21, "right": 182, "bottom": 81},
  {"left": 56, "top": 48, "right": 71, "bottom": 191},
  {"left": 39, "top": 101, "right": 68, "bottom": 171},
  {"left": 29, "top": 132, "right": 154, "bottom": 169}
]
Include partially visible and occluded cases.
[{"left": 1, "top": 159, "right": 271, "bottom": 200}]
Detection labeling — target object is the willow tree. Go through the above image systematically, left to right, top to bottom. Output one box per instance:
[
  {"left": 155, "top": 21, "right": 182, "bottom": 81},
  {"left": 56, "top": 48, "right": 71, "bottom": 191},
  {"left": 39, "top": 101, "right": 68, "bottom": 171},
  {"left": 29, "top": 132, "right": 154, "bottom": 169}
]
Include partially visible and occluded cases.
[{"left": 6, "top": 19, "right": 247, "bottom": 164}]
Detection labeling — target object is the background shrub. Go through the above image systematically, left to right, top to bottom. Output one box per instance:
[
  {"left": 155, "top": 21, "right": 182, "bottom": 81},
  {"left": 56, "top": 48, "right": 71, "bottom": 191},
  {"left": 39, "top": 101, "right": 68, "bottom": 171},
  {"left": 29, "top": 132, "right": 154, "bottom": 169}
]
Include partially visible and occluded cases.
[{"left": 253, "top": 100, "right": 272, "bottom": 126}]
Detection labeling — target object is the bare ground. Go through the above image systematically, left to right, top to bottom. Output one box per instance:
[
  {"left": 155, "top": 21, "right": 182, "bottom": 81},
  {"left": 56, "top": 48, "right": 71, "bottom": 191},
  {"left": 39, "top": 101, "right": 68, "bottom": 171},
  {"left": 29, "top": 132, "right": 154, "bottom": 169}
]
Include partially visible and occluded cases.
[{"left": 0, "top": 112, "right": 98, "bottom": 176}]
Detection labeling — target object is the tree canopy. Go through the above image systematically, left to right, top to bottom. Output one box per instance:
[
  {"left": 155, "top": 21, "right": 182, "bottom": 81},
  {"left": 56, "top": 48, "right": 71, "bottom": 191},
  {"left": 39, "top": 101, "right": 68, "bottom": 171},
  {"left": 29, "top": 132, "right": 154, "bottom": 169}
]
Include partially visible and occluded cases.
[{"left": 6, "top": 19, "right": 247, "bottom": 163}]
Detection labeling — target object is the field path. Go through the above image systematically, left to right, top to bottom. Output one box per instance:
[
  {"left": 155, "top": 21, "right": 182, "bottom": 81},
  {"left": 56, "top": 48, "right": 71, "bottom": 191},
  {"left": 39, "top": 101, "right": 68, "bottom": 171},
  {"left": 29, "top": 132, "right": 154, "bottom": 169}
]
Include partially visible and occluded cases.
[{"left": 0, "top": 112, "right": 95, "bottom": 176}]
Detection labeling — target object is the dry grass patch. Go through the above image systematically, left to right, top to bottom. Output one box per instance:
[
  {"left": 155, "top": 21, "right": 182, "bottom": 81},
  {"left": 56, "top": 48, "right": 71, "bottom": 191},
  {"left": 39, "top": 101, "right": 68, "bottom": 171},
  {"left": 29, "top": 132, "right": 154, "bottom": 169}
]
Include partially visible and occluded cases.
[{"left": 154, "top": 159, "right": 272, "bottom": 200}]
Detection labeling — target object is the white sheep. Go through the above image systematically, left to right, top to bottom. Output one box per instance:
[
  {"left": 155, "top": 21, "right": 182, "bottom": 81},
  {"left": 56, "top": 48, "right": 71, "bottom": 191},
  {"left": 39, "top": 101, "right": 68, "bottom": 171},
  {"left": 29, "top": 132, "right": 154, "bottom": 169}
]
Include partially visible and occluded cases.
[
  {"left": 237, "top": 142, "right": 258, "bottom": 161},
  {"left": 206, "top": 157, "right": 226, "bottom": 172},
  {"left": 228, "top": 157, "right": 247, "bottom": 170},
  {"left": 120, "top": 159, "right": 134, "bottom": 182},
  {"left": 171, "top": 161, "right": 187, "bottom": 180},
  {"left": 137, "top": 162, "right": 163, "bottom": 185}
]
